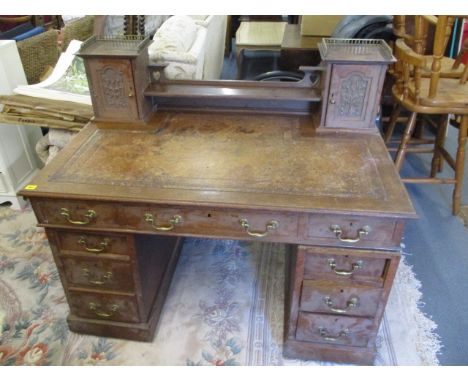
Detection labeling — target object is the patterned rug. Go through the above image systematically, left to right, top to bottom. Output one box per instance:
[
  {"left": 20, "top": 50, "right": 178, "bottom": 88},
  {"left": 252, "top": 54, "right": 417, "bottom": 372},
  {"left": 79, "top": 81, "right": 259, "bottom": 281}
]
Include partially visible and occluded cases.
[{"left": 0, "top": 205, "right": 441, "bottom": 366}]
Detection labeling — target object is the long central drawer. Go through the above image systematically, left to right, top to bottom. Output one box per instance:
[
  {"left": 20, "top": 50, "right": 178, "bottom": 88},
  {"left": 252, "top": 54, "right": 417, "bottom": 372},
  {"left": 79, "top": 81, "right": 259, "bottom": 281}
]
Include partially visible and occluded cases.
[{"left": 31, "top": 199, "right": 403, "bottom": 248}]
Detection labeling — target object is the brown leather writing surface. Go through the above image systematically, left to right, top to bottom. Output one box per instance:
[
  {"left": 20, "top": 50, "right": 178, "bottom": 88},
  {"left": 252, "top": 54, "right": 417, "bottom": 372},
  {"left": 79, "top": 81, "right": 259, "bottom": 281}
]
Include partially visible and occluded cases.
[{"left": 24, "top": 111, "right": 414, "bottom": 217}]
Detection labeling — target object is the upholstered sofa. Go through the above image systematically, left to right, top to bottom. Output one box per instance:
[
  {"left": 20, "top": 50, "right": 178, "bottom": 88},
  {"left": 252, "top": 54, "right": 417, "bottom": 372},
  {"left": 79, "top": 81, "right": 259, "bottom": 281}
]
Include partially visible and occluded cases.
[{"left": 148, "top": 15, "right": 227, "bottom": 80}]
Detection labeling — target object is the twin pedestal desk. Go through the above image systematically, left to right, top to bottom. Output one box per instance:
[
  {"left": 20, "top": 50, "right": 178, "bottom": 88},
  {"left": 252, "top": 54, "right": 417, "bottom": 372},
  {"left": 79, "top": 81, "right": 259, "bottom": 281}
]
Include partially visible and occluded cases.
[{"left": 20, "top": 37, "right": 416, "bottom": 365}]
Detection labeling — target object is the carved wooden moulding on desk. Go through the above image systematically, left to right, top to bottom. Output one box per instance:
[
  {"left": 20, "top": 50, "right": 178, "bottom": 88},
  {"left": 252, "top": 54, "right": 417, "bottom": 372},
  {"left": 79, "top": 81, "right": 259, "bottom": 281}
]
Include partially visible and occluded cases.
[
  {"left": 76, "top": 35, "right": 153, "bottom": 123},
  {"left": 19, "top": 36, "right": 416, "bottom": 365},
  {"left": 318, "top": 38, "right": 395, "bottom": 131}
]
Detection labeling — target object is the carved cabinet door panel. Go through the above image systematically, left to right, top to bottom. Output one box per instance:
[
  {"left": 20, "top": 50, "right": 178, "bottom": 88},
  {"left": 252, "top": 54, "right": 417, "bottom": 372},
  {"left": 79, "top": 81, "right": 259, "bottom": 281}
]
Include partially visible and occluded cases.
[
  {"left": 87, "top": 58, "right": 139, "bottom": 121},
  {"left": 324, "top": 64, "right": 381, "bottom": 129}
]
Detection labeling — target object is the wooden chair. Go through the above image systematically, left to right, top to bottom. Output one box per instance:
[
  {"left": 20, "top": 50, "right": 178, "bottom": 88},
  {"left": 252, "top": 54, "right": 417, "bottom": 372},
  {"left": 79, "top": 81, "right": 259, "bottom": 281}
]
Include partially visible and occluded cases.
[
  {"left": 385, "top": 15, "right": 468, "bottom": 215},
  {"left": 392, "top": 15, "right": 466, "bottom": 78},
  {"left": 383, "top": 16, "right": 466, "bottom": 135},
  {"left": 386, "top": 16, "right": 466, "bottom": 143}
]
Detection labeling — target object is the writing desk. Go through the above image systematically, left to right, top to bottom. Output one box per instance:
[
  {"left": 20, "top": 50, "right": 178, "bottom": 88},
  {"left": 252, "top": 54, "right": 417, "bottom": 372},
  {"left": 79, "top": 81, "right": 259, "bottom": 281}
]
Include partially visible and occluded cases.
[
  {"left": 20, "top": 36, "right": 415, "bottom": 365},
  {"left": 21, "top": 110, "right": 415, "bottom": 364}
]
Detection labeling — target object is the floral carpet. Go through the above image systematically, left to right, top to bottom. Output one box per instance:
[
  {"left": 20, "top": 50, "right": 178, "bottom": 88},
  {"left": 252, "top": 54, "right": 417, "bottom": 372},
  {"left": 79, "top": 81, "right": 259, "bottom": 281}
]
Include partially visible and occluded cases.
[{"left": 0, "top": 205, "right": 441, "bottom": 366}]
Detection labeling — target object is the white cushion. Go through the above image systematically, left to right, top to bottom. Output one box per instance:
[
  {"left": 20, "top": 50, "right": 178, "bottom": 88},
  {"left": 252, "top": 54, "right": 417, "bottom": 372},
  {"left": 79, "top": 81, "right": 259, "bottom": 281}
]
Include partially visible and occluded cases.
[
  {"left": 150, "top": 15, "right": 197, "bottom": 54},
  {"left": 189, "top": 15, "right": 208, "bottom": 22}
]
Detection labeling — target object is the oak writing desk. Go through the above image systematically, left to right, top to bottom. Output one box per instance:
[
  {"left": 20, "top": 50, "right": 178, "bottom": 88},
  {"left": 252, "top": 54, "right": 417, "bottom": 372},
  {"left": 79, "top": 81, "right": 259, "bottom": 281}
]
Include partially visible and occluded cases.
[{"left": 20, "top": 37, "right": 415, "bottom": 365}]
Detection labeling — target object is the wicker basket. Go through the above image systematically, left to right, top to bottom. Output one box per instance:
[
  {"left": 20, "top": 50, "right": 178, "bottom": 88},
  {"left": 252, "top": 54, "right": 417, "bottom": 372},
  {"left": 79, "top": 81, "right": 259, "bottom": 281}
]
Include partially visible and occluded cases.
[
  {"left": 61, "top": 15, "right": 95, "bottom": 51},
  {"left": 17, "top": 29, "right": 59, "bottom": 84}
]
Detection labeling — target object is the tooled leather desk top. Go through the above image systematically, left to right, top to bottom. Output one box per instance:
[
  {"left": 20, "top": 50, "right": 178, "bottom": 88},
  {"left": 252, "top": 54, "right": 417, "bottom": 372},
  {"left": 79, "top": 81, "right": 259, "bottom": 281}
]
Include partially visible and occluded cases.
[{"left": 21, "top": 111, "right": 415, "bottom": 218}]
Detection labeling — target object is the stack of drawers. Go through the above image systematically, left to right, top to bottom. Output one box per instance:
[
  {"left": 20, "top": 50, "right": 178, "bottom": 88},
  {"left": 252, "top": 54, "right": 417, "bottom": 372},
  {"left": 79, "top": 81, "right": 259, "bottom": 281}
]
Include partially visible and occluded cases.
[
  {"left": 29, "top": 197, "right": 406, "bottom": 363},
  {"left": 44, "top": 227, "right": 181, "bottom": 341},
  {"left": 284, "top": 245, "right": 400, "bottom": 365}
]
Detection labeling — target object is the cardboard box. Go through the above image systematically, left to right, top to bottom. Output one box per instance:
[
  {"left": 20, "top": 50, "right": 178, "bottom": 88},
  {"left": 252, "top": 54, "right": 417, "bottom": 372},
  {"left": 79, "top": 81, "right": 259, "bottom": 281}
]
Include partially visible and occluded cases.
[{"left": 300, "top": 15, "right": 343, "bottom": 36}]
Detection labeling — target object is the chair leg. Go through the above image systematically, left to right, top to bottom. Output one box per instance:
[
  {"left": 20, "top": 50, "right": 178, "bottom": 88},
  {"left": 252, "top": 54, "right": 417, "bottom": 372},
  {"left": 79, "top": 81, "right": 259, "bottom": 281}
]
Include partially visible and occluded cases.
[
  {"left": 384, "top": 103, "right": 401, "bottom": 144},
  {"left": 395, "top": 111, "right": 418, "bottom": 172},
  {"left": 413, "top": 113, "right": 425, "bottom": 139},
  {"left": 431, "top": 115, "right": 449, "bottom": 177},
  {"left": 452, "top": 115, "right": 467, "bottom": 215}
]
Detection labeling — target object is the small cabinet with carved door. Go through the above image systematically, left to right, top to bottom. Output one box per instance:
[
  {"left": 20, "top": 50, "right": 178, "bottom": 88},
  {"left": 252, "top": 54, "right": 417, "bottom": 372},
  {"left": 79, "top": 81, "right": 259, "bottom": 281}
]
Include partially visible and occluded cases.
[
  {"left": 77, "top": 36, "right": 152, "bottom": 123},
  {"left": 318, "top": 39, "right": 395, "bottom": 131}
]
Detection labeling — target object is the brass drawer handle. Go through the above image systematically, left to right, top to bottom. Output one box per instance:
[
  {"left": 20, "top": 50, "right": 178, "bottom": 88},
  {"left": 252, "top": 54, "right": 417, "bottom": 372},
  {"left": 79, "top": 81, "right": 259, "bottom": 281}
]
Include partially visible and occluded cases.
[
  {"left": 60, "top": 208, "right": 96, "bottom": 225},
  {"left": 144, "top": 213, "right": 182, "bottom": 231},
  {"left": 239, "top": 219, "right": 279, "bottom": 237},
  {"left": 329, "top": 224, "right": 371, "bottom": 243},
  {"left": 77, "top": 236, "right": 110, "bottom": 253},
  {"left": 328, "top": 258, "right": 363, "bottom": 276},
  {"left": 82, "top": 268, "right": 113, "bottom": 285},
  {"left": 323, "top": 296, "right": 359, "bottom": 314},
  {"left": 88, "top": 302, "right": 119, "bottom": 318},
  {"left": 319, "top": 328, "right": 349, "bottom": 342}
]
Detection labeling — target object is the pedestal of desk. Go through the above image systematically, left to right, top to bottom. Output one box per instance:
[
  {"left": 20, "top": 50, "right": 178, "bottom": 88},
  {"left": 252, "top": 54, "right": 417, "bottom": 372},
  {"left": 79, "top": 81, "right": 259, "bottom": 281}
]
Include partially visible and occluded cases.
[
  {"left": 46, "top": 222, "right": 399, "bottom": 365},
  {"left": 45, "top": 228, "right": 182, "bottom": 341},
  {"left": 284, "top": 245, "right": 400, "bottom": 365}
]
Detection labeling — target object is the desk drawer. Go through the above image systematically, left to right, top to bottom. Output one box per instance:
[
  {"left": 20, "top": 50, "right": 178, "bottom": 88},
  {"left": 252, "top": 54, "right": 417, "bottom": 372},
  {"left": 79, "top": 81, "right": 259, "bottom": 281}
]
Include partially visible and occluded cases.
[
  {"left": 33, "top": 199, "right": 121, "bottom": 229},
  {"left": 34, "top": 199, "right": 299, "bottom": 242},
  {"left": 134, "top": 207, "right": 299, "bottom": 241},
  {"left": 300, "top": 214, "right": 403, "bottom": 249},
  {"left": 55, "top": 231, "right": 131, "bottom": 259},
  {"left": 300, "top": 246, "right": 390, "bottom": 287},
  {"left": 303, "top": 248, "right": 388, "bottom": 287},
  {"left": 61, "top": 256, "right": 135, "bottom": 291},
  {"left": 300, "top": 280, "right": 382, "bottom": 317},
  {"left": 68, "top": 290, "right": 140, "bottom": 323},
  {"left": 296, "top": 312, "right": 374, "bottom": 347}
]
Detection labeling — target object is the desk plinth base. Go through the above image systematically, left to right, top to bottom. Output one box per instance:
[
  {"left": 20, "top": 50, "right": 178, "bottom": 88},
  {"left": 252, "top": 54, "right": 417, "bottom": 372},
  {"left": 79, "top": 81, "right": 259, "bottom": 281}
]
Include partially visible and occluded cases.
[
  {"left": 67, "top": 314, "right": 158, "bottom": 342},
  {"left": 283, "top": 339, "right": 376, "bottom": 365}
]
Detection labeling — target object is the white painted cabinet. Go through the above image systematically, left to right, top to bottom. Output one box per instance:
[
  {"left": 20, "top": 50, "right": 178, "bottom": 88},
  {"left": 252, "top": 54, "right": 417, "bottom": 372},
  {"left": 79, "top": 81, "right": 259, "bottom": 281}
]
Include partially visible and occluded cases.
[{"left": 0, "top": 40, "right": 43, "bottom": 209}]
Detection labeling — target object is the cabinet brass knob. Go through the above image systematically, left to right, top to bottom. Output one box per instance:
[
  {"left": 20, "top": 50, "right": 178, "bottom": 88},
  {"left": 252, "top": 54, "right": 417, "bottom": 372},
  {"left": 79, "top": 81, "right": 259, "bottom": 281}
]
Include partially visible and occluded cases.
[
  {"left": 60, "top": 208, "right": 96, "bottom": 225},
  {"left": 144, "top": 213, "right": 182, "bottom": 231},
  {"left": 239, "top": 219, "right": 279, "bottom": 237},
  {"left": 329, "top": 224, "right": 370, "bottom": 243},
  {"left": 77, "top": 236, "right": 110, "bottom": 253},
  {"left": 327, "top": 258, "right": 363, "bottom": 276},
  {"left": 82, "top": 268, "right": 113, "bottom": 285},
  {"left": 323, "top": 296, "right": 359, "bottom": 313},
  {"left": 88, "top": 302, "right": 119, "bottom": 318},
  {"left": 318, "top": 328, "right": 349, "bottom": 342}
]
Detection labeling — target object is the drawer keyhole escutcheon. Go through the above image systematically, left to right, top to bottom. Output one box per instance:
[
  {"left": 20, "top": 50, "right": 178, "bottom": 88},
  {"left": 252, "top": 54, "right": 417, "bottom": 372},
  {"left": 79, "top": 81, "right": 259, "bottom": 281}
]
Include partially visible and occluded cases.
[
  {"left": 60, "top": 208, "right": 96, "bottom": 225},
  {"left": 144, "top": 213, "right": 182, "bottom": 231},
  {"left": 239, "top": 219, "right": 279, "bottom": 237},
  {"left": 329, "top": 224, "right": 371, "bottom": 243},
  {"left": 78, "top": 236, "right": 110, "bottom": 253},
  {"left": 328, "top": 258, "right": 363, "bottom": 276},
  {"left": 82, "top": 268, "right": 113, "bottom": 285},
  {"left": 323, "top": 296, "right": 359, "bottom": 313},
  {"left": 88, "top": 302, "right": 119, "bottom": 318},
  {"left": 319, "top": 328, "right": 349, "bottom": 342}
]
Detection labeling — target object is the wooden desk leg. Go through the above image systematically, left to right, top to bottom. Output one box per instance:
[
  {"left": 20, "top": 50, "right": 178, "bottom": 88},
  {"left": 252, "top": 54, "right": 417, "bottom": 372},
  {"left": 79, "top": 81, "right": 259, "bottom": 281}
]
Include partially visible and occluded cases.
[{"left": 453, "top": 115, "right": 467, "bottom": 215}]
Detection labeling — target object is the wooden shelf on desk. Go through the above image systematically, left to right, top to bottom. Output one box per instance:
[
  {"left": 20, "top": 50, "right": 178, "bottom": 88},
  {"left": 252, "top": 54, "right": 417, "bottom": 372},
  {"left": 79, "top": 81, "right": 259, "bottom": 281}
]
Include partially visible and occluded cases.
[
  {"left": 144, "top": 79, "right": 322, "bottom": 115},
  {"left": 145, "top": 80, "right": 321, "bottom": 102}
]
